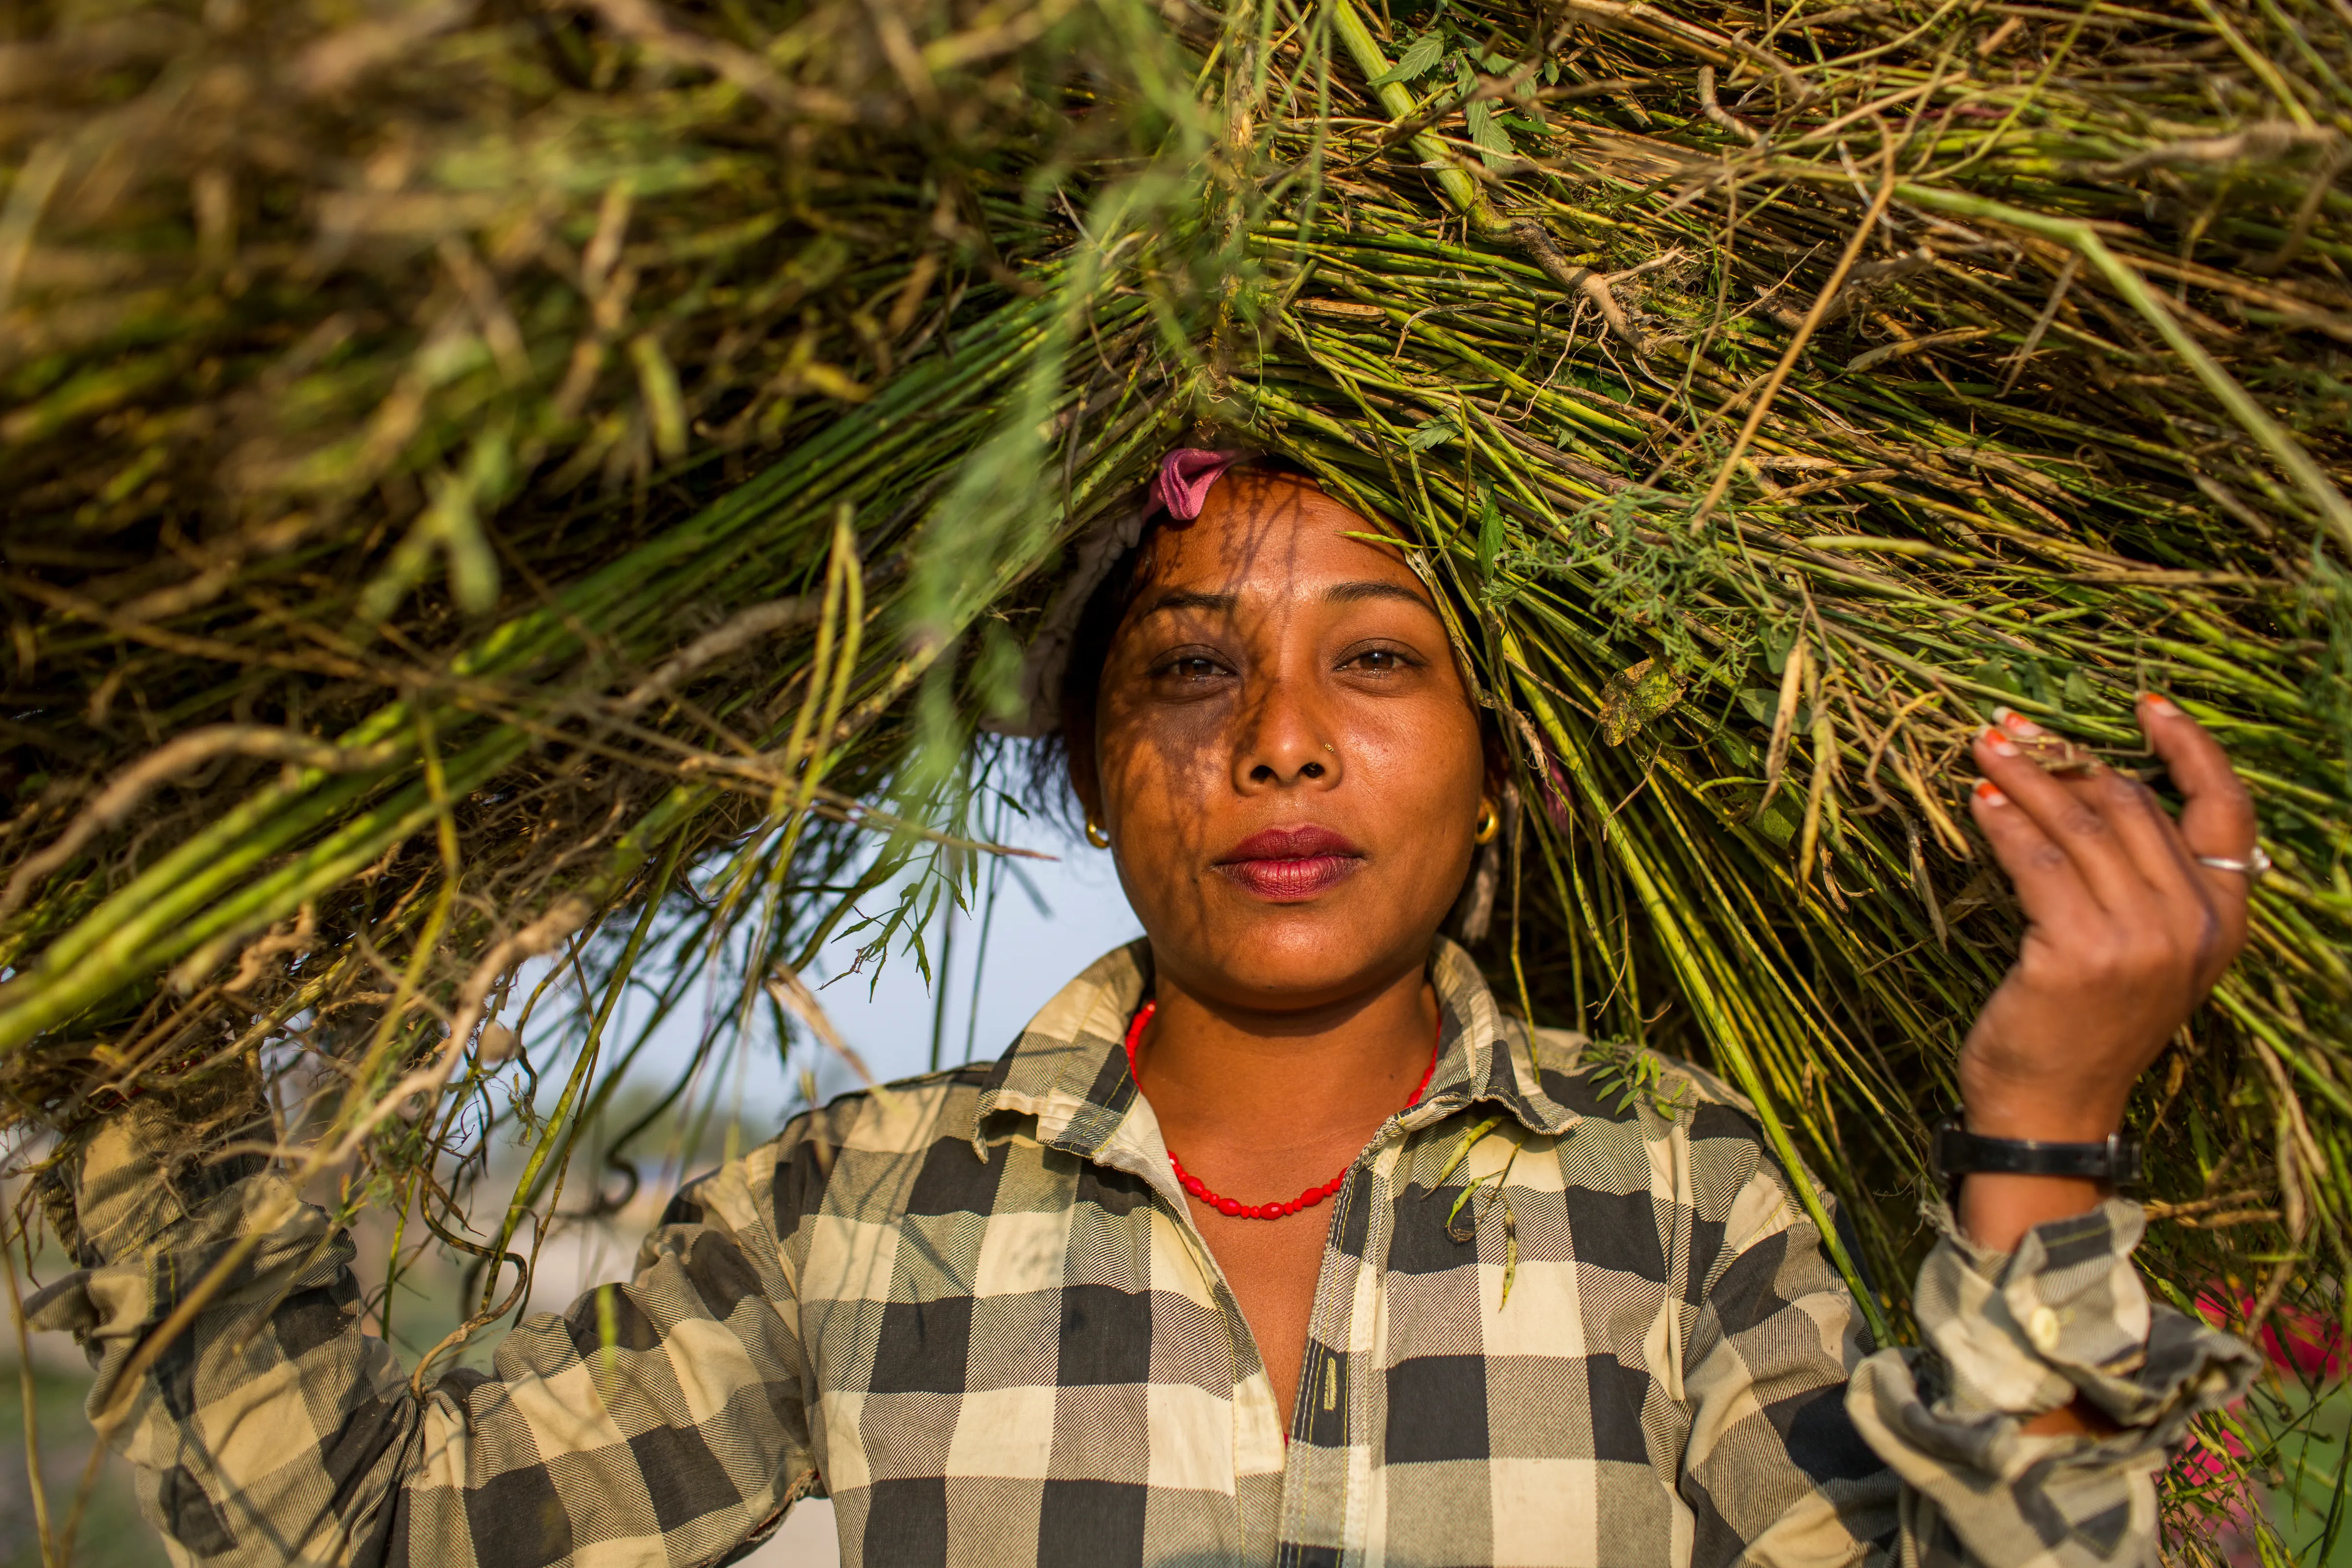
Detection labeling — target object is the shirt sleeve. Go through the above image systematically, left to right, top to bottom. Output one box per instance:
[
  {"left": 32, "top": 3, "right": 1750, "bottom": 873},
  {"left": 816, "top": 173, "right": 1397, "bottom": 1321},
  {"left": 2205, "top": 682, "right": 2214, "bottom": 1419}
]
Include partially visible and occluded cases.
[
  {"left": 26, "top": 1095, "right": 822, "bottom": 1568},
  {"left": 1670, "top": 1107, "right": 2256, "bottom": 1568},
  {"left": 1673, "top": 1152, "right": 1906, "bottom": 1568},
  {"left": 1847, "top": 1198, "right": 2258, "bottom": 1568}
]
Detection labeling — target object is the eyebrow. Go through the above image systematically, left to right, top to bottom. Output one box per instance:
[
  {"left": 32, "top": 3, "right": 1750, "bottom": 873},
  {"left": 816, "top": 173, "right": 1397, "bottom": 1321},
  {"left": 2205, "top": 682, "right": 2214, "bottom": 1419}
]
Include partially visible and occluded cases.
[
  {"left": 1323, "top": 579, "right": 1431, "bottom": 609},
  {"left": 1140, "top": 580, "right": 1429, "bottom": 618},
  {"left": 1140, "top": 588, "right": 1238, "bottom": 617}
]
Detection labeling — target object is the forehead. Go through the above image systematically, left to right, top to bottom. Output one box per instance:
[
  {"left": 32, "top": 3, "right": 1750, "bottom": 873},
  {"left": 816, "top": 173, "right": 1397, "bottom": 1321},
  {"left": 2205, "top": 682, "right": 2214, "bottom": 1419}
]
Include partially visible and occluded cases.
[{"left": 1139, "top": 471, "right": 1426, "bottom": 600}]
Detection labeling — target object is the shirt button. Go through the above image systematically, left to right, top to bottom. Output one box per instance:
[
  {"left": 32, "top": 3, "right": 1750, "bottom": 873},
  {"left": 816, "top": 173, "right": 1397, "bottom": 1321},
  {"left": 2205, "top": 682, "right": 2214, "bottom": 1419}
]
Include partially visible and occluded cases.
[{"left": 2027, "top": 1305, "right": 2062, "bottom": 1353}]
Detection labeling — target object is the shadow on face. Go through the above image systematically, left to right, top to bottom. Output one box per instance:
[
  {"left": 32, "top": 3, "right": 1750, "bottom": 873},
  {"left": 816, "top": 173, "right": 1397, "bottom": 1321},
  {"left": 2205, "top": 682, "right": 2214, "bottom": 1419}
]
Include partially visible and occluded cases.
[{"left": 1072, "top": 470, "right": 1489, "bottom": 1018}]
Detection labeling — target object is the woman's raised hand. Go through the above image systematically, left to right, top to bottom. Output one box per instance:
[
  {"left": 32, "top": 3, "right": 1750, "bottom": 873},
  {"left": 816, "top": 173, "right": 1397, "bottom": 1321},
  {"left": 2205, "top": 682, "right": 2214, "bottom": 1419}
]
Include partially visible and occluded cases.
[{"left": 1955, "top": 695, "right": 2256, "bottom": 1247}]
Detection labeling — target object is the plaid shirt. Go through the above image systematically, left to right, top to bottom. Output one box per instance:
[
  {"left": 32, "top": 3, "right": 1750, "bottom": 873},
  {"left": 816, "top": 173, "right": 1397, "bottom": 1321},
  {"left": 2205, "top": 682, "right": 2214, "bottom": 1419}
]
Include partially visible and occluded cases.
[{"left": 35, "top": 939, "right": 2254, "bottom": 1568}]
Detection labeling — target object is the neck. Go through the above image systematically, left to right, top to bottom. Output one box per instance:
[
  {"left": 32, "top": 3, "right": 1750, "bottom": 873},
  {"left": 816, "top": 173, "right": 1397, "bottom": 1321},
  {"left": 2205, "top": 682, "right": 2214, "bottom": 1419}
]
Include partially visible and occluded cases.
[{"left": 1133, "top": 954, "right": 1441, "bottom": 1154}]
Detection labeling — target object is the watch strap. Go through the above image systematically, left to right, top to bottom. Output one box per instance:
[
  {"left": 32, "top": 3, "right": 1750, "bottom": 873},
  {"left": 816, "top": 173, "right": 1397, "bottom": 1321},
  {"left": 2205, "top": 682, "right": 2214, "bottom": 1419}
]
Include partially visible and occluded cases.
[{"left": 1931, "top": 1119, "right": 2143, "bottom": 1198}]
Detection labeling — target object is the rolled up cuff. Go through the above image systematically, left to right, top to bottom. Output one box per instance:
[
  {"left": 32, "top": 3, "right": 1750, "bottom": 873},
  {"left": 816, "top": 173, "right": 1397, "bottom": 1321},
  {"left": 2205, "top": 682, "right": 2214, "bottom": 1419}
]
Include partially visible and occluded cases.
[
  {"left": 26, "top": 1157, "right": 345, "bottom": 1412},
  {"left": 1911, "top": 1197, "right": 2254, "bottom": 1427},
  {"left": 1846, "top": 1201, "right": 2254, "bottom": 1566}
]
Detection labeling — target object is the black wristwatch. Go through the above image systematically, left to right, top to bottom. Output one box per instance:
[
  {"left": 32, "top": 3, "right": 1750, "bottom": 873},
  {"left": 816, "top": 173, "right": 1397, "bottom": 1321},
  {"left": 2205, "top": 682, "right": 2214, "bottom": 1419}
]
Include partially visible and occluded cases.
[{"left": 1930, "top": 1119, "right": 2143, "bottom": 1206}]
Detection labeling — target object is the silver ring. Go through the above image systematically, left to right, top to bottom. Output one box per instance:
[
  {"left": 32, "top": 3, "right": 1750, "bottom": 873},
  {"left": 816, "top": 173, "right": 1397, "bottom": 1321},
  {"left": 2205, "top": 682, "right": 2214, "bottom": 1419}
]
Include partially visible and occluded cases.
[{"left": 2196, "top": 845, "right": 2272, "bottom": 878}]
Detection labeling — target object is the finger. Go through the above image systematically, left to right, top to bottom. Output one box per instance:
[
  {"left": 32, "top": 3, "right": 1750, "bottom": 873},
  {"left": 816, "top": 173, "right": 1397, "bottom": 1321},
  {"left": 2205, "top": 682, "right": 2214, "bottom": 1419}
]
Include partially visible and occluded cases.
[
  {"left": 2138, "top": 693, "right": 2255, "bottom": 966},
  {"left": 2139, "top": 693, "right": 2259, "bottom": 865},
  {"left": 1991, "top": 709, "right": 2201, "bottom": 910},
  {"left": 1998, "top": 714, "right": 2233, "bottom": 982},
  {"left": 1972, "top": 722, "right": 2154, "bottom": 916},
  {"left": 2090, "top": 766, "right": 2211, "bottom": 916},
  {"left": 2116, "top": 770, "right": 2241, "bottom": 983},
  {"left": 1968, "top": 775, "right": 2105, "bottom": 934},
  {"left": 2123, "top": 781, "right": 2246, "bottom": 991}
]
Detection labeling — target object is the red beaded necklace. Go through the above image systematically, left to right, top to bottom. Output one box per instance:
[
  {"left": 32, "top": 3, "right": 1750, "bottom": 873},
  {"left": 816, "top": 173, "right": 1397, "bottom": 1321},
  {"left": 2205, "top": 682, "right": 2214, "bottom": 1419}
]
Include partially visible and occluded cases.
[{"left": 1122, "top": 1000, "right": 1442, "bottom": 1221}]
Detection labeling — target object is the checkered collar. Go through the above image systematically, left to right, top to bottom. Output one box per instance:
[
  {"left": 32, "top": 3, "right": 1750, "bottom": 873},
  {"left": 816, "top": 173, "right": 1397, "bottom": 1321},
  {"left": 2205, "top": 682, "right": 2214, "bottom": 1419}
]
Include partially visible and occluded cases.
[{"left": 969, "top": 936, "right": 1579, "bottom": 1171}]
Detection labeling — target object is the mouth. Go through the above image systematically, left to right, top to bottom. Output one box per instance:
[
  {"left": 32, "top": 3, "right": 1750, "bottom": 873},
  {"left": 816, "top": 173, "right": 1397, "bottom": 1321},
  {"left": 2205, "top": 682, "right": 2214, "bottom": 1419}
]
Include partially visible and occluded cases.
[{"left": 1212, "top": 825, "right": 1365, "bottom": 902}]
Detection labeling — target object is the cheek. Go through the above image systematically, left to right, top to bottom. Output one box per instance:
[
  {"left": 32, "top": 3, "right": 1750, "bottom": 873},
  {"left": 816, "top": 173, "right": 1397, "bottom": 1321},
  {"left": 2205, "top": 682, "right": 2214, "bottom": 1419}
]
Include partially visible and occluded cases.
[
  {"left": 1094, "top": 693, "right": 1224, "bottom": 835},
  {"left": 1350, "top": 704, "right": 1487, "bottom": 836},
  {"left": 1095, "top": 709, "right": 1235, "bottom": 938}
]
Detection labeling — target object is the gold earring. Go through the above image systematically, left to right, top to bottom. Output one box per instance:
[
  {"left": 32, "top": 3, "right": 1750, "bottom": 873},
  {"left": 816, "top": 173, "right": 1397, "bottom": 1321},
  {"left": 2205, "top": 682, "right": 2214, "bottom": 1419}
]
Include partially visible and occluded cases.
[
  {"left": 1473, "top": 797, "right": 1500, "bottom": 845},
  {"left": 1085, "top": 816, "right": 1111, "bottom": 849}
]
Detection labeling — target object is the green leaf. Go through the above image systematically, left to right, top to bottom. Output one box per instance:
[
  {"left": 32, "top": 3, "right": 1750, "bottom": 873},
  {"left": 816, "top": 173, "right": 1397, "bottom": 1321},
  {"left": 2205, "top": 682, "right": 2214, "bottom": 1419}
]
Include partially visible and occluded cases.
[
  {"left": 1368, "top": 30, "right": 1446, "bottom": 86},
  {"left": 1464, "top": 99, "right": 1515, "bottom": 171},
  {"left": 1405, "top": 416, "right": 1460, "bottom": 452},
  {"left": 1477, "top": 490, "right": 1505, "bottom": 578},
  {"left": 976, "top": 618, "right": 1028, "bottom": 721},
  {"left": 1968, "top": 658, "right": 2022, "bottom": 697},
  {"left": 1738, "top": 687, "right": 1779, "bottom": 725},
  {"left": 1433, "top": 1115, "right": 1504, "bottom": 1186},
  {"left": 1446, "top": 1171, "right": 1494, "bottom": 1228}
]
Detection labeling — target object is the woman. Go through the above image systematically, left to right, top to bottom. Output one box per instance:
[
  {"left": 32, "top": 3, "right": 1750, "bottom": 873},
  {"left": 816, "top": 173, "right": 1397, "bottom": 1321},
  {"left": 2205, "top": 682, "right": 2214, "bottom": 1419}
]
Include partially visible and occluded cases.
[{"left": 35, "top": 453, "right": 2257, "bottom": 1567}]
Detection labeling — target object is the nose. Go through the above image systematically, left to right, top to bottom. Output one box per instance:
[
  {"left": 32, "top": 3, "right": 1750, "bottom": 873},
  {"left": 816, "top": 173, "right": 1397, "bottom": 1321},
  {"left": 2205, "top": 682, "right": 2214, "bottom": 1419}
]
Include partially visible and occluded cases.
[{"left": 1233, "top": 669, "right": 1341, "bottom": 793}]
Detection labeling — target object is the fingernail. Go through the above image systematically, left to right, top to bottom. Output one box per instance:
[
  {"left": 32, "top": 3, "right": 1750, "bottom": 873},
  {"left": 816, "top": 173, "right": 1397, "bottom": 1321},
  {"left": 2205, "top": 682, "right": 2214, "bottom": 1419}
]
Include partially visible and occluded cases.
[
  {"left": 2141, "top": 691, "right": 2180, "bottom": 717},
  {"left": 1994, "top": 705, "right": 2044, "bottom": 737},
  {"left": 1980, "top": 726, "right": 2018, "bottom": 758},
  {"left": 1972, "top": 778, "right": 2007, "bottom": 806}
]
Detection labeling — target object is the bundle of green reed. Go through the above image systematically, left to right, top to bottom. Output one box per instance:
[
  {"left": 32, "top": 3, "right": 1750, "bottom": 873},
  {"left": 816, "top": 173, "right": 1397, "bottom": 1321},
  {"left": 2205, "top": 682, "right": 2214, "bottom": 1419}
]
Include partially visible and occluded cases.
[{"left": 3, "top": 0, "right": 2349, "bottom": 1554}]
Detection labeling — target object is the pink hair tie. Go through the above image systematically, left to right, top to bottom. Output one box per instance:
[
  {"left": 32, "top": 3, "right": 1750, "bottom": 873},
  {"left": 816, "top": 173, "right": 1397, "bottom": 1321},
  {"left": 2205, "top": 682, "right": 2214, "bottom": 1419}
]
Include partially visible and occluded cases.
[{"left": 1151, "top": 447, "right": 1247, "bottom": 519}]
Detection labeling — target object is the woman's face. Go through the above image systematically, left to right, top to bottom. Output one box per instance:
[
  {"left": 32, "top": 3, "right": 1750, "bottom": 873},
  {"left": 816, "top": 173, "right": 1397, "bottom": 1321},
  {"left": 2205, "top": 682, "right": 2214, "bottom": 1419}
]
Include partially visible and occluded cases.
[{"left": 1079, "top": 470, "right": 1488, "bottom": 1014}]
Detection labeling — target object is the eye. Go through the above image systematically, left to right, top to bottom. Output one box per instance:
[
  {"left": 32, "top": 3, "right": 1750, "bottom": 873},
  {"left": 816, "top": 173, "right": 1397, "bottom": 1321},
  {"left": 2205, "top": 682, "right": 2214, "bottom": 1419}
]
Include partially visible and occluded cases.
[
  {"left": 1342, "top": 645, "right": 1416, "bottom": 675},
  {"left": 1151, "top": 652, "right": 1232, "bottom": 686}
]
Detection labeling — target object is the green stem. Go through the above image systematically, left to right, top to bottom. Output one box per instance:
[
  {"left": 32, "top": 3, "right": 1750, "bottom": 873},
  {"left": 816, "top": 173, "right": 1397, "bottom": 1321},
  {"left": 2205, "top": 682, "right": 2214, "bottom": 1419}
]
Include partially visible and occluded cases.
[
  {"left": 1327, "top": 0, "right": 1491, "bottom": 225},
  {"left": 1894, "top": 183, "right": 2352, "bottom": 558},
  {"left": 1503, "top": 630, "right": 1895, "bottom": 1346},
  {"left": 482, "top": 836, "right": 685, "bottom": 1314}
]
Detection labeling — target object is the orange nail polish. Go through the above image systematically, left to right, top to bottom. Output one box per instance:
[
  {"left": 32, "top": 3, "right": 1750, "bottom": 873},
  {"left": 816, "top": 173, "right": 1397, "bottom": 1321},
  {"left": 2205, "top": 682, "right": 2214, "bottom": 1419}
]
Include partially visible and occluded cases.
[
  {"left": 2141, "top": 691, "right": 2180, "bottom": 717},
  {"left": 1994, "top": 706, "right": 2044, "bottom": 737},
  {"left": 1981, "top": 726, "right": 2019, "bottom": 757},
  {"left": 1973, "top": 779, "right": 2007, "bottom": 805}
]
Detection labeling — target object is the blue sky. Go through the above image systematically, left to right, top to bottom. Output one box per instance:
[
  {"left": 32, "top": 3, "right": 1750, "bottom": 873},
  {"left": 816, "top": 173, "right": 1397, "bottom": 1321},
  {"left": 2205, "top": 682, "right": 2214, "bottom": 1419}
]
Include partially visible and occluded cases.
[
  {"left": 598, "top": 815, "right": 1145, "bottom": 1136},
  {"left": 804, "top": 815, "right": 1144, "bottom": 1083}
]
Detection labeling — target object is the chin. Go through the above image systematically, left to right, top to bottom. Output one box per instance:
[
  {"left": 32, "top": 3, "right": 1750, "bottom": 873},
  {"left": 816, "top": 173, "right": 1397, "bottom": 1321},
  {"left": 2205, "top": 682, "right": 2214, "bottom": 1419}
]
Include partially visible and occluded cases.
[{"left": 1182, "top": 898, "right": 1438, "bottom": 1008}]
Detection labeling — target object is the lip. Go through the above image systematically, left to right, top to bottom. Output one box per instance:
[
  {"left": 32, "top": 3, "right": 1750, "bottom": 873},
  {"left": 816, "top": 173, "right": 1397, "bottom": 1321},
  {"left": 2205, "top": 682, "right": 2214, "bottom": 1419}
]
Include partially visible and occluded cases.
[{"left": 1213, "top": 825, "right": 1365, "bottom": 902}]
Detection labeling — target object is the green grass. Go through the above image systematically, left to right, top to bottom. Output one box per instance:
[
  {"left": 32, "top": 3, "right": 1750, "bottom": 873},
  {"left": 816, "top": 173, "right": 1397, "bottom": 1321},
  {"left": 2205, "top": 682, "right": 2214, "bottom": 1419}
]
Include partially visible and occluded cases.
[
  {"left": 1, "top": 1361, "right": 164, "bottom": 1568},
  {"left": 2265, "top": 1377, "right": 2352, "bottom": 1566}
]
